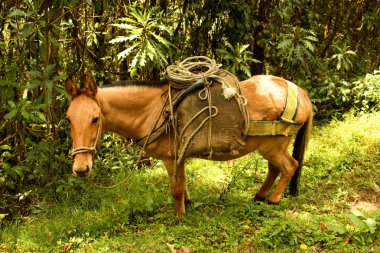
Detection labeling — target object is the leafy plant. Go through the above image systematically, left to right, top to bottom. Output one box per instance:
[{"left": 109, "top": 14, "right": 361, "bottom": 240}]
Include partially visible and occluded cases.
[
  {"left": 110, "top": 5, "right": 174, "bottom": 79},
  {"left": 276, "top": 26, "right": 318, "bottom": 75},
  {"left": 216, "top": 40, "right": 260, "bottom": 79},
  {"left": 330, "top": 44, "right": 356, "bottom": 71},
  {"left": 310, "top": 68, "right": 380, "bottom": 120},
  {"left": 352, "top": 68, "right": 380, "bottom": 112},
  {"left": 4, "top": 100, "right": 46, "bottom": 123},
  {"left": 326, "top": 208, "right": 380, "bottom": 246}
]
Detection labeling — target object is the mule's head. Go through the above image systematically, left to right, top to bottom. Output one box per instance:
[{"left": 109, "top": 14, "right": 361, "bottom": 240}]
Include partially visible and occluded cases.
[{"left": 65, "top": 75, "right": 102, "bottom": 178}]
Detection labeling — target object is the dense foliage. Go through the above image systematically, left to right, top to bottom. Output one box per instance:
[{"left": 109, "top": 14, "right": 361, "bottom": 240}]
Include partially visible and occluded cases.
[{"left": 0, "top": 0, "right": 379, "bottom": 223}]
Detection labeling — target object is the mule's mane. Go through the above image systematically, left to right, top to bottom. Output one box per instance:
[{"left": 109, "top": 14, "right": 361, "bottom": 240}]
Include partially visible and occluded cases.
[{"left": 104, "top": 80, "right": 168, "bottom": 88}]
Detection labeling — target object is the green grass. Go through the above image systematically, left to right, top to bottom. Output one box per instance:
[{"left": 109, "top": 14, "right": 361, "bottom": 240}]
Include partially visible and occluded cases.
[{"left": 1, "top": 112, "right": 380, "bottom": 252}]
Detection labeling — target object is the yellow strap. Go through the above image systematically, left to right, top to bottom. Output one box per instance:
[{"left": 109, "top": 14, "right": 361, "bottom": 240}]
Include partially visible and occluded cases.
[
  {"left": 280, "top": 81, "right": 299, "bottom": 124},
  {"left": 247, "top": 120, "right": 303, "bottom": 136}
]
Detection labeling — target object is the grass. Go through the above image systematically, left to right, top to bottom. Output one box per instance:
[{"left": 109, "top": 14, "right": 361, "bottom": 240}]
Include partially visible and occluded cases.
[{"left": 1, "top": 112, "right": 380, "bottom": 252}]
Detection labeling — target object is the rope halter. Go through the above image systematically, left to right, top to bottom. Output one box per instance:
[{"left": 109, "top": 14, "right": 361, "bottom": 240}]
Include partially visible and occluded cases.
[{"left": 69, "top": 118, "right": 102, "bottom": 157}]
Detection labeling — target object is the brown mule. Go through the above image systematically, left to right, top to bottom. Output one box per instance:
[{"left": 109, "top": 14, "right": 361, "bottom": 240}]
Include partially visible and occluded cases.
[{"left": 65, "top": 74, "right": 313, "bottom": 215}]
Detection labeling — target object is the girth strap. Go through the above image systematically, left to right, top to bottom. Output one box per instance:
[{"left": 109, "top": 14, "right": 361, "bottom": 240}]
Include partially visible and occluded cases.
[{"left": 247, "top": 120, "right": 302, "bottom": 137}]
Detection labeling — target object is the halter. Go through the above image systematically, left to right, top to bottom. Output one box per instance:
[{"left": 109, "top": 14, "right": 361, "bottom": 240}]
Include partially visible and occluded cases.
[{"left": 69, "top": 117, "right": 102, "bottom": 157}]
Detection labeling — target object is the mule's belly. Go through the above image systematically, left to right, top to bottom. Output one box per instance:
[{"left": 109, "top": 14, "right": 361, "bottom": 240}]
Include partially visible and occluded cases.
[{"left": 187, "top": 135, "right": 293, "bottom": 161}]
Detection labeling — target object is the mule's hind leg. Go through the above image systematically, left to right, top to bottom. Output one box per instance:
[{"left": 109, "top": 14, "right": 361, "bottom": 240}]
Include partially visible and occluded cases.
[
  {"left": 258, "top": 137, "right": 299, "bottom": 204},
  {"left": 266, "top": 152, "right": 298, "bottom": 204},
  {"left": 163, "top": 159, "right": 190, "bottom": 215},
  {"left": 254, "top": 163, "right": 280, "bottom": 201}
]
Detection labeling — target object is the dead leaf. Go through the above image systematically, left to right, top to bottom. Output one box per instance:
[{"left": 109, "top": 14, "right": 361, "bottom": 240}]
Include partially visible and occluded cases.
[
  {"left": 373, "top": 182, "right": 380, "bottom": 192},
  {"left": 286, "top": 210, "right": 298, "bottom": 218},
  {"left": 320, "top": 221, "right": 328, "bottom": 231},
  {"left": 64, "top": 243, "right": 72, "bottom": 252},
  {"left": 166, "top": 243, "right": 191, "bottom": 253},
  {"left": 167, "top": 243, "right": 176, "bottom": 253},
  {"left": 178, "top": 246, "right": 191, "bottom": 253}
]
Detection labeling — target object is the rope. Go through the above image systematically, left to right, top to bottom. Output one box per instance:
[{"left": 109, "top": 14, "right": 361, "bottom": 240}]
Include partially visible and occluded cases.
[
  {"left": 166, "top": 56, "right": 221, "bottom": 88},
  {"left": 167, "top": 56, "right": 241, "bottom": 99},
  {"left": 69, "top": 118, "right": 102, "bottom": 157}
]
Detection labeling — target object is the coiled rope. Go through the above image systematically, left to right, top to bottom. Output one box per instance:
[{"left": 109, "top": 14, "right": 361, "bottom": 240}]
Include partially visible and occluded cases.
[
  {"left": 166, "top": 56, "right": 220, "bottom": 88},
  {"left": 167, "top": 56, "right": 238, "bottom": 100}
]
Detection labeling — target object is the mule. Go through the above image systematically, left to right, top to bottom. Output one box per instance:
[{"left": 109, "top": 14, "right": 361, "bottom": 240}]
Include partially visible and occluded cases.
[{"left": 65, "top": 74, "right": 313, "bottom": 215}]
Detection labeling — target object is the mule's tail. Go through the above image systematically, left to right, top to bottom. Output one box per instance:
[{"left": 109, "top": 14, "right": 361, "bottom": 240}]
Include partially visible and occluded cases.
[{"left": 289, "top": 113, "right": 313, "bottom": 196}]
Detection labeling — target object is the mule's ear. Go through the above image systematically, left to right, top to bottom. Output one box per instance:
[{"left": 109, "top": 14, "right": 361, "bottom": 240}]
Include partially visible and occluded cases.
[
  {"left": 82, "top": 74, "right": 98, "bottom": 98},
  {"left": 65, "top": 77, "right": 80, "bottom": 99}
]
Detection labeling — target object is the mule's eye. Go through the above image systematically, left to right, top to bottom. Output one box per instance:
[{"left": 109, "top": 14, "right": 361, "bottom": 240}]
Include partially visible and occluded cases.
[{"left": 91, "top": 117, "right": 99, "bottom": 124}]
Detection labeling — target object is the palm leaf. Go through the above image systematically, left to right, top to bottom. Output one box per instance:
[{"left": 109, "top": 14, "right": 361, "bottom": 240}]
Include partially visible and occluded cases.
[
  {"left": 130, "top": 9, "right": 146, "bottom": 24},
  {"left": 119, "top": 17, "right": 137, "bottom": 24},
  {"left": 111, "top": 23, "right": 137, "bottom": 30},
  {"left": 150, "top": 32, "right": 174, "bottom": 49},
  {"left": 109, "top": 35, "right": 139, "bottom": 44},
  {"left": 304, "top": 35, "right": 318, "bottom": 42},
  {"left": 113, "top": 37, "right": 129, "bottom": 44},
  {"left": 277, "top": 39, "right": 293, "bottom": 50},
  {"left": 301, "top": 39, "right": 315, "bottom": 52},
  {"left": 146, "top": 40, "right": 156, "bottom": 61},
  {"left": 151, "top": 41, "right": 168, "bottom": 65},
  {"left": 225, "top": 41, "right": 235, "bottom": 52},
  {"left": 117, "top": 44, "right": 138, "bottom": 60},
  {"left": 239, "top": 44, "right": 250, "bottom": 54},
  {"left": 345, "top": 50, "right": 356, "bottom": 55},
  {"left": 241, "top": 64, "right": 252, "bottom": 77}
]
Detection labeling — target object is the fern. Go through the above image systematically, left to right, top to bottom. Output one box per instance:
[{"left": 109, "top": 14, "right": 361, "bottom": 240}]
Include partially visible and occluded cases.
[
  {"left": 110, "top": 5, "right": 174, "bottom": 79},
  {"left": 276, "top": 26, "right": 318, "bottom": 74},
  {"left": 216, "top": 41, "right": 260, "bottom": 79},
  {"left": 331, "top": 44, "right": 356, "bottom": 71}
]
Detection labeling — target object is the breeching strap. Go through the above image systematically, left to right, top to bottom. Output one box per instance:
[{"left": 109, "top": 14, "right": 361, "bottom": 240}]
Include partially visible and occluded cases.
[{"left": 247, "top": 80, "right": 303, "bottom": 137}]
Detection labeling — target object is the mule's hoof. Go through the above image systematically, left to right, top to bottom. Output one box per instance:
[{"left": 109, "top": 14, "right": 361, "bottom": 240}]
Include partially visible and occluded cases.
[
  {"left": 254, "top": 195, "right": 266, "bottom": 202},
  {"left": 268, "top": 199, "right": 280, "bottom": 205},
  {"left": 174, "top": 210, "right": 186, "bottom": 217}
]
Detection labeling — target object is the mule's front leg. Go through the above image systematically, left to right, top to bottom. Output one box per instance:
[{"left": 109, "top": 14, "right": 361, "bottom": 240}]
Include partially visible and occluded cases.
[{"left": 163, "top": 159, "right": 190, "bottom": 215}]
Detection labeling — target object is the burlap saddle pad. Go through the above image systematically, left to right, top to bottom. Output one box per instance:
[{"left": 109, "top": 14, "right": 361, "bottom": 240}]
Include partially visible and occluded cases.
[{"left": 174, "top": 71, "right": 246, "bottom": 163}]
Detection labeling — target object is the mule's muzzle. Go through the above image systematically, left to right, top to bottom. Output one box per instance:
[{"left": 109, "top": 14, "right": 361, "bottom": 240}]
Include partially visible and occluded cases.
[{"left": 73, "top": 165, "right": 90, "bottom": 178}]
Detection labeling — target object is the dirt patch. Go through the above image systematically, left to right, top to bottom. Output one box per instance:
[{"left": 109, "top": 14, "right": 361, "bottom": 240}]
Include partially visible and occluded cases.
[
  {"left": 349, "top": 185, "right": 380, "bottom": 211},
  {"left": 350, "top": 200, "right": 379, "bottom": 211}
]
